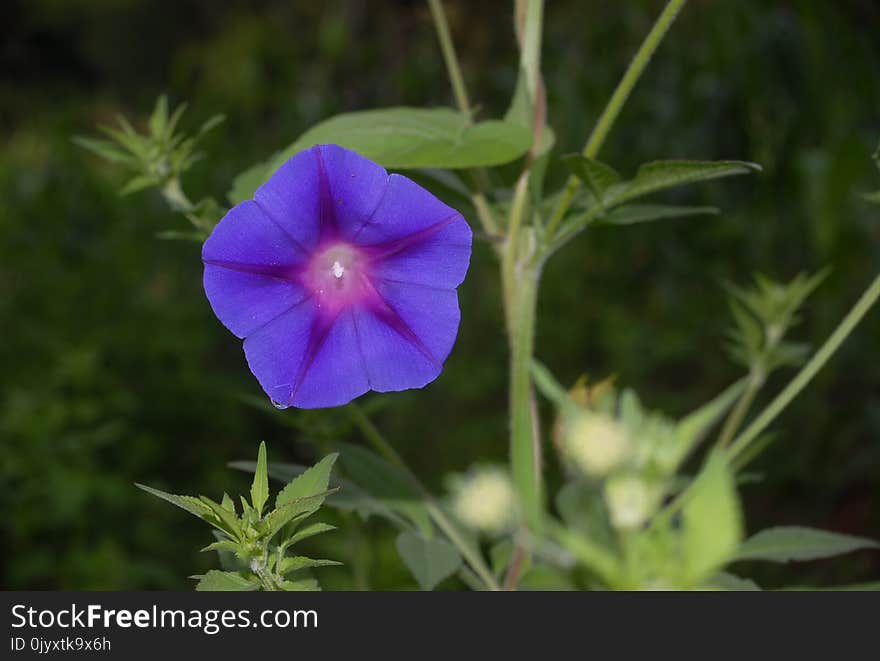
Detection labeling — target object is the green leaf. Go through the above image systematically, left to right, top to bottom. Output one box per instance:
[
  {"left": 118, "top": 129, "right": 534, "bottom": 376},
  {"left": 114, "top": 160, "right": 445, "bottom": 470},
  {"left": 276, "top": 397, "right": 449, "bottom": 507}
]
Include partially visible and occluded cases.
[
  {"left": 149, "top": 95, "right": 169, "bottom": 138},
  {"left": 270, "top": 107, "right": 531, "bottom": 171},
  {"left": 72, "top": 136, "right": 136, "bottom": 165},
  {"left": 562, "top": 154, "right": 620, "bottom": 202},
  {"left": 610, "top": 160, "right": 761, "bottom": 206},
  {"left": 119, "top": 175, "right": 158, "bottom": 196},
  {"left": 862, "top": 191, "right": 880, "bottom": 205},
  {"left": 599, "top": 204, "right": 719, "bottom": 226},
  {"left": 530, "top": 360, "right": 574, "bottom": 410},
  {"left": 666, "top": 379, "right": 747, "bottom": 470},
  {"left": 250, "top": 441, "right": 269, "bottom": 517},
  {"left": 335, "top": 443, "right": 432, "bottom": 534},
  {"left": 681, "top": 452, "right": 743, "bottom": 585},
  {"left": 276, "top": 453, "right": 338, "bottom": 508},
  {"left": 135, "top": 483, "right": 221, "bottom": 526},
  {"left": 263, "top": 491, "right": 336, "bottom": 541},
  {"left": 198, "top": 496, "right": 242, "bottom": 540},
  {"left": 284, "top": 522, "right": 337, "bottom": 547},
  {"left": 734, "top": 526, "right": 880, "bottom": 563},
  {"left": 395, "top": 531, "right": 462, "bottom": 591},
  {"left": 200, "top": 540, "right": 240, "bottom": 555},
  {"left": 277, "top": 556, "right": 342, "bottom": 576},
  {"left": 194, "top": 570, "right": 259, "bottom": 592},
  {"left": 708, "top": 571, "right": 761, "bottom": 591},
  {"left": 279, "top": 579, "right": 320, "bottom": 591}
]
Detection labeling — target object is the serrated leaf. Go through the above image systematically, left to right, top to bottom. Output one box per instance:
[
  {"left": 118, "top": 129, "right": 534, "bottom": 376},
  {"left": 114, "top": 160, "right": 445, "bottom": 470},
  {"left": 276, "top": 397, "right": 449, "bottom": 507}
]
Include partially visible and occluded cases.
[
  {"left": 270, "top": 107, "right": 531, "bottom": 172},
  {"left": 562, "top": 154, "right": 620, "bottom": 202},
  {"left": 611, "top": 160, "right": 761, "bottom": 206},
  {"left": 599, "top": 204, "right": 719, "bottom": 225},
  {"left": 250, "top": 441, "right": 269, "bottom": 516},
  {"left": 681, "top": 452, "right": 742, "bottom": 585},
  {"left": 276, "top": 453, "right": 338, "bottom": 509},
  {"left": 136, "top": 483, "right": 220, "bottom": 525},
  {"left": 263, "top": 491, "right": 336, "bottom": 541},
  {"left": 198, "top": 496, "right": 242, "bottom": 540},
  {"left": 284, "top": 522, "right": 336, "bottom": 547},
  {"left": 734, "top": 526, "right": 880, "bottom": 563},
  {"left": 395, "top": 531, "right": 462, "bottom": 591},
  {"left": 200, "top": 540, "right": 240, "bottom": 554},
  {"left": 277, "top": 556, "right": 342, "bottom": 576},
  {"left": 194, "top": 570, "right": 259, "bottom": 592},
  {"left": 279, "top": 579, "right": 320, "bottom": 591}
]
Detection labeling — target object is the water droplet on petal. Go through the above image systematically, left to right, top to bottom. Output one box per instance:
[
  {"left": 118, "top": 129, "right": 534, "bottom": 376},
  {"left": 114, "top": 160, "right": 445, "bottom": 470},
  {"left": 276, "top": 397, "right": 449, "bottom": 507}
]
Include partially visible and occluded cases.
[{"left": 271, "top": 399, "right": 286, "bottom": 410}]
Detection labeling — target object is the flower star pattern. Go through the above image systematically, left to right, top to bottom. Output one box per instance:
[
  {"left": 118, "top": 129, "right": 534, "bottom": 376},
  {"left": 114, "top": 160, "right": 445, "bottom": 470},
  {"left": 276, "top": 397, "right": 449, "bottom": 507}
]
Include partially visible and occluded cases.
[{"left": 202, "top": 144, "right": 472, "bottom": 408}]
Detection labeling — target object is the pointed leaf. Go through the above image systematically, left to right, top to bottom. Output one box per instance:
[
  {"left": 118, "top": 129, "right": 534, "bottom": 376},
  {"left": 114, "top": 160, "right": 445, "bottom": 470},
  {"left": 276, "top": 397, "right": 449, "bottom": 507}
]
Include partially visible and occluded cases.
[
  {"left": 562, "top": 154, "right": 620, "bottom": 202},
  {"left": 612, "top": 160, "right": 761, "bottom": 206},
  {"left": 600, "top": 204, "right": 719, "bottom": 225},
  {"left": 251, "top": 442, "right": 269, "bottom": 516},
  {"left": 681, "top": 452, "right": 743, "bottom": 584},
  {"left": 276, "top": 453, "right": 338, "bottom": 508},
  {"left": 135, "top": 484, "right": 221, "bottom": 526},
  {"left": 263, "top": 491, "right": 336, "bottom": 541},
  {"left": 198, "top": 496, "right": 242, "bottom": 539},
  {"left": 284, "top": 522, "right": 337, "bottom": 547},
  {"left": 734, "top": 526, "right": 880, "bottom": 563},
  {"left": 395, "top": 532, "right": 462, "bottom": 591},
  {"left": 200, "top": 540, "right": 240, "bottom": 554},
  {"left": 277, "top": 556, "right": 342, "bottom": 576},
  {"left": 194, "top": 570, "right": 259, "bottom": 592},
  {"left": 709, "top": 571, "right": 761, "bottom": 591}
]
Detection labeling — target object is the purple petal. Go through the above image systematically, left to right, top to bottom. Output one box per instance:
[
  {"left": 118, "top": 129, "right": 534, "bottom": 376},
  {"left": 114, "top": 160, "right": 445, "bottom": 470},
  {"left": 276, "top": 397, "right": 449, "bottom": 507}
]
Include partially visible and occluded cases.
[
  {"left": 314, "top": 144, "right": 389, "bottom": 241},
  {"left": 253, "top": 148, "right": 323, "bottom": 251},
  {"left": 351, "top": 173, "right": 461, "bottom": 245},
  {"left": 202, "top": 199, "right": 307, "bottom": 267},
  {"left": 370, "top": 214, "right": 472, "bottom": 289},
  {"left": 204, "top": 265, "right": 310, "bottom": 338},
  {"left": 355, "top": 280, "right": 461, "bottom": 392},
  {"left": 242, "top": 298, "right": 317, "bottom": 407},
  {"left": 289, "top": 308, "right": 370, "bottom": 408}
]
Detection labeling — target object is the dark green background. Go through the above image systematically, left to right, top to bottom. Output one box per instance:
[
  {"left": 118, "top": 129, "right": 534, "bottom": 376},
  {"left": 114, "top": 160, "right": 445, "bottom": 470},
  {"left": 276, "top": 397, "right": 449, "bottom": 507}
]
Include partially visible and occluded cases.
[{"left": 2, "top": 0, "right": 878, "bottom": 589}]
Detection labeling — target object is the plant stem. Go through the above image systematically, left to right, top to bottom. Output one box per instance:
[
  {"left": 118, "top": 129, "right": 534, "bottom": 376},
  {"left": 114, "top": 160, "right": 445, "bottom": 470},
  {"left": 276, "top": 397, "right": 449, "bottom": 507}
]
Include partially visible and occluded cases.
[
  {"left": 427, "top": 0, "right": 471, "bottom": 117},
  {"left": 545, "top": 0, "right": 688, "bottom": 240},
  {"left": 728, "top": 273, "right": 880, "bottom": 463},
  {"left": 716, "top": 370, "right": 763, "bottom": 448},
  {"left": 346, "top": 403, "right": 501, "bottom": 591}
]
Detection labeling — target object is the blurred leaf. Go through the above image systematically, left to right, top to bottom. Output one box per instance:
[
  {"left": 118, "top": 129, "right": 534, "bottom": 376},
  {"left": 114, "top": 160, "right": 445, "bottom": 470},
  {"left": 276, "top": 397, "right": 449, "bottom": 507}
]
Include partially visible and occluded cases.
[
  {"left": 149, "top": 95, "right": 169, "bottom": 138},
  {"left": 271, "top": 107, "right": 532, "bottom": 171},
  {"left": 562, "top": 154, "right": 620, "bottom": 203},
  {"left": 612, "top": 160, "right": 762, "bottom": 206},
  {"left": 862, "top": 191, "right": 880, "bottom": 205},
  {"left": 600, "top": 204, "right": 718, "bottom": 225},
  {"left": 669, "top": 379, "right": 746, "bottom": 469},
  {"left": 250, "top": 441, "right": 269, "bottom": 517},
  {"left": 334, "top": 442, "right": 432, "bottom": 535},
  {"left": 681, "top": 452, "right": 742, "bottom": 585},
  {"left": 275, "top": 453, "right": 338, "bottom": 508},
  {"left": 555, "top": 482, "right": 616, "bottom": 552},
  {"left": 734, "top": 526, "right": 880, "bottom": 563},
  {"left": 395, "top": 531, "right": 462, "bottom": 590},
  {"left": 276, "top": 556, "right": 342, "bottom": 576},
  {"left": 194, "top": 570, "right": 258, "bottom": 591},
  {"left": 708, "top": 571, "right": 761, "bottom": 591},
  {"left": 280, "top": 579, "right": 320, "bottom": 591}
]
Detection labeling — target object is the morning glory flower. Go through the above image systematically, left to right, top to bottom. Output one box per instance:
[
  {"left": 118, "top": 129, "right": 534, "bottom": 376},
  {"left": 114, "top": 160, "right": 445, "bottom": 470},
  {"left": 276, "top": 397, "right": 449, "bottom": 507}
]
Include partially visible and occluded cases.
[{"left": 202, "top": 144, "right": 472, "bottom": 409}]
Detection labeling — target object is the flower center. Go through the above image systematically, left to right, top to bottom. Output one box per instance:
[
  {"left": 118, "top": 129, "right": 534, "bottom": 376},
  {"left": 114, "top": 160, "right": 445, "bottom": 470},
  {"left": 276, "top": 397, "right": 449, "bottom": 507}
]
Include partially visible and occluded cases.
[{"left": 304, "top": 243, "right": 373, "bottom": 311}]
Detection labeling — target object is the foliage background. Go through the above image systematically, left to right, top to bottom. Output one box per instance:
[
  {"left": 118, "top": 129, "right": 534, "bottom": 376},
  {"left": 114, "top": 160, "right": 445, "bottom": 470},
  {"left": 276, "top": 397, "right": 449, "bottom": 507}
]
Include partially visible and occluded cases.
[{"left": 1, "top": 0, "right": 878, "bottom": 589}]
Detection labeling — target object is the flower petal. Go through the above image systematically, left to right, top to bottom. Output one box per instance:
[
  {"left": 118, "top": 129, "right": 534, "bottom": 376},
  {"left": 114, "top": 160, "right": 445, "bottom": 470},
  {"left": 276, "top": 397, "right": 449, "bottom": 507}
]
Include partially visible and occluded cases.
[
  {"left": 315, "top": 144, "right": 389, "bottom": 241},
  {"left": 253, "top": 148, "right": 323, "bottom": 252},
  {"left": 351, "top": 173, "right": 462, "bottom": 244},
  {"left": 202, "top": 199, "right": 307, "bottom": 267},
  {"left": 370, "top": 214, "right": 472, "bottom": 289},
  {"left": 204, "top": 265, "right": 310, "bottom": 338},
  {"left": 355, "top": 280, "right": 461, "bottom": 392},
  {"left": 242, "top": 298, "right": 317, "bottom": 407},
  {"left": 289, "top": 308, "right": 370, "bottom": 408}
]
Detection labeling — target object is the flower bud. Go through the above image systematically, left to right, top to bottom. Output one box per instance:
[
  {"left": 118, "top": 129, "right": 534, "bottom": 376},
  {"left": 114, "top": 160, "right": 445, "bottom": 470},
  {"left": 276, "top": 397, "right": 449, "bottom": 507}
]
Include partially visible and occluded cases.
[
  {"left": 563, "top": 411, "right": 631, "bottom": 478},
  {"left": 452, "top": 467, "right": 517, "bottom": 535},
  {"left": 604, "top": 474, "right": 656, "bottom": 530}
]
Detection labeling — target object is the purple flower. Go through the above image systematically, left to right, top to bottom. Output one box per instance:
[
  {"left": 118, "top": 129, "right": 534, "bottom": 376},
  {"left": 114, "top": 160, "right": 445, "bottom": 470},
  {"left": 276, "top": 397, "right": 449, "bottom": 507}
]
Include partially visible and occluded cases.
[{"left": 202, "top": 144, "right": 472, "bottom": 409}]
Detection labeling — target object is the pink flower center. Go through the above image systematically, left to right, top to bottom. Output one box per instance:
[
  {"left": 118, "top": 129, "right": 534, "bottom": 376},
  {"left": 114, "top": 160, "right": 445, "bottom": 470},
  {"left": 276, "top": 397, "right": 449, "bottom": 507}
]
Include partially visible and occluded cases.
[{"left": 303, "top": 242, "right": 374, "bottom": 313}]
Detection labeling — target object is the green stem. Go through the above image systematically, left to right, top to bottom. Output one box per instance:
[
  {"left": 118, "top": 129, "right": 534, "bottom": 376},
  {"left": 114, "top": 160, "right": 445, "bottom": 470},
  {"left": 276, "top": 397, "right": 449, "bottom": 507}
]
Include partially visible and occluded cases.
[
  {"left": 427, "top": 0, "right": 471, "bottom": 117},
  {"left": 545, "top": 0, "right": 688, "bottom": 240},
  {"left": 508, "top": 265, "right": 543, "bottom": 531},
  {"left": 728, "top": 273, "right": 880, "bottom": 463},
  {"left": 716, "top": 370, "right": 763, "bottom": 448},
  {"left": 345, "top": 403, "right": 501, "bottom": 591}
]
